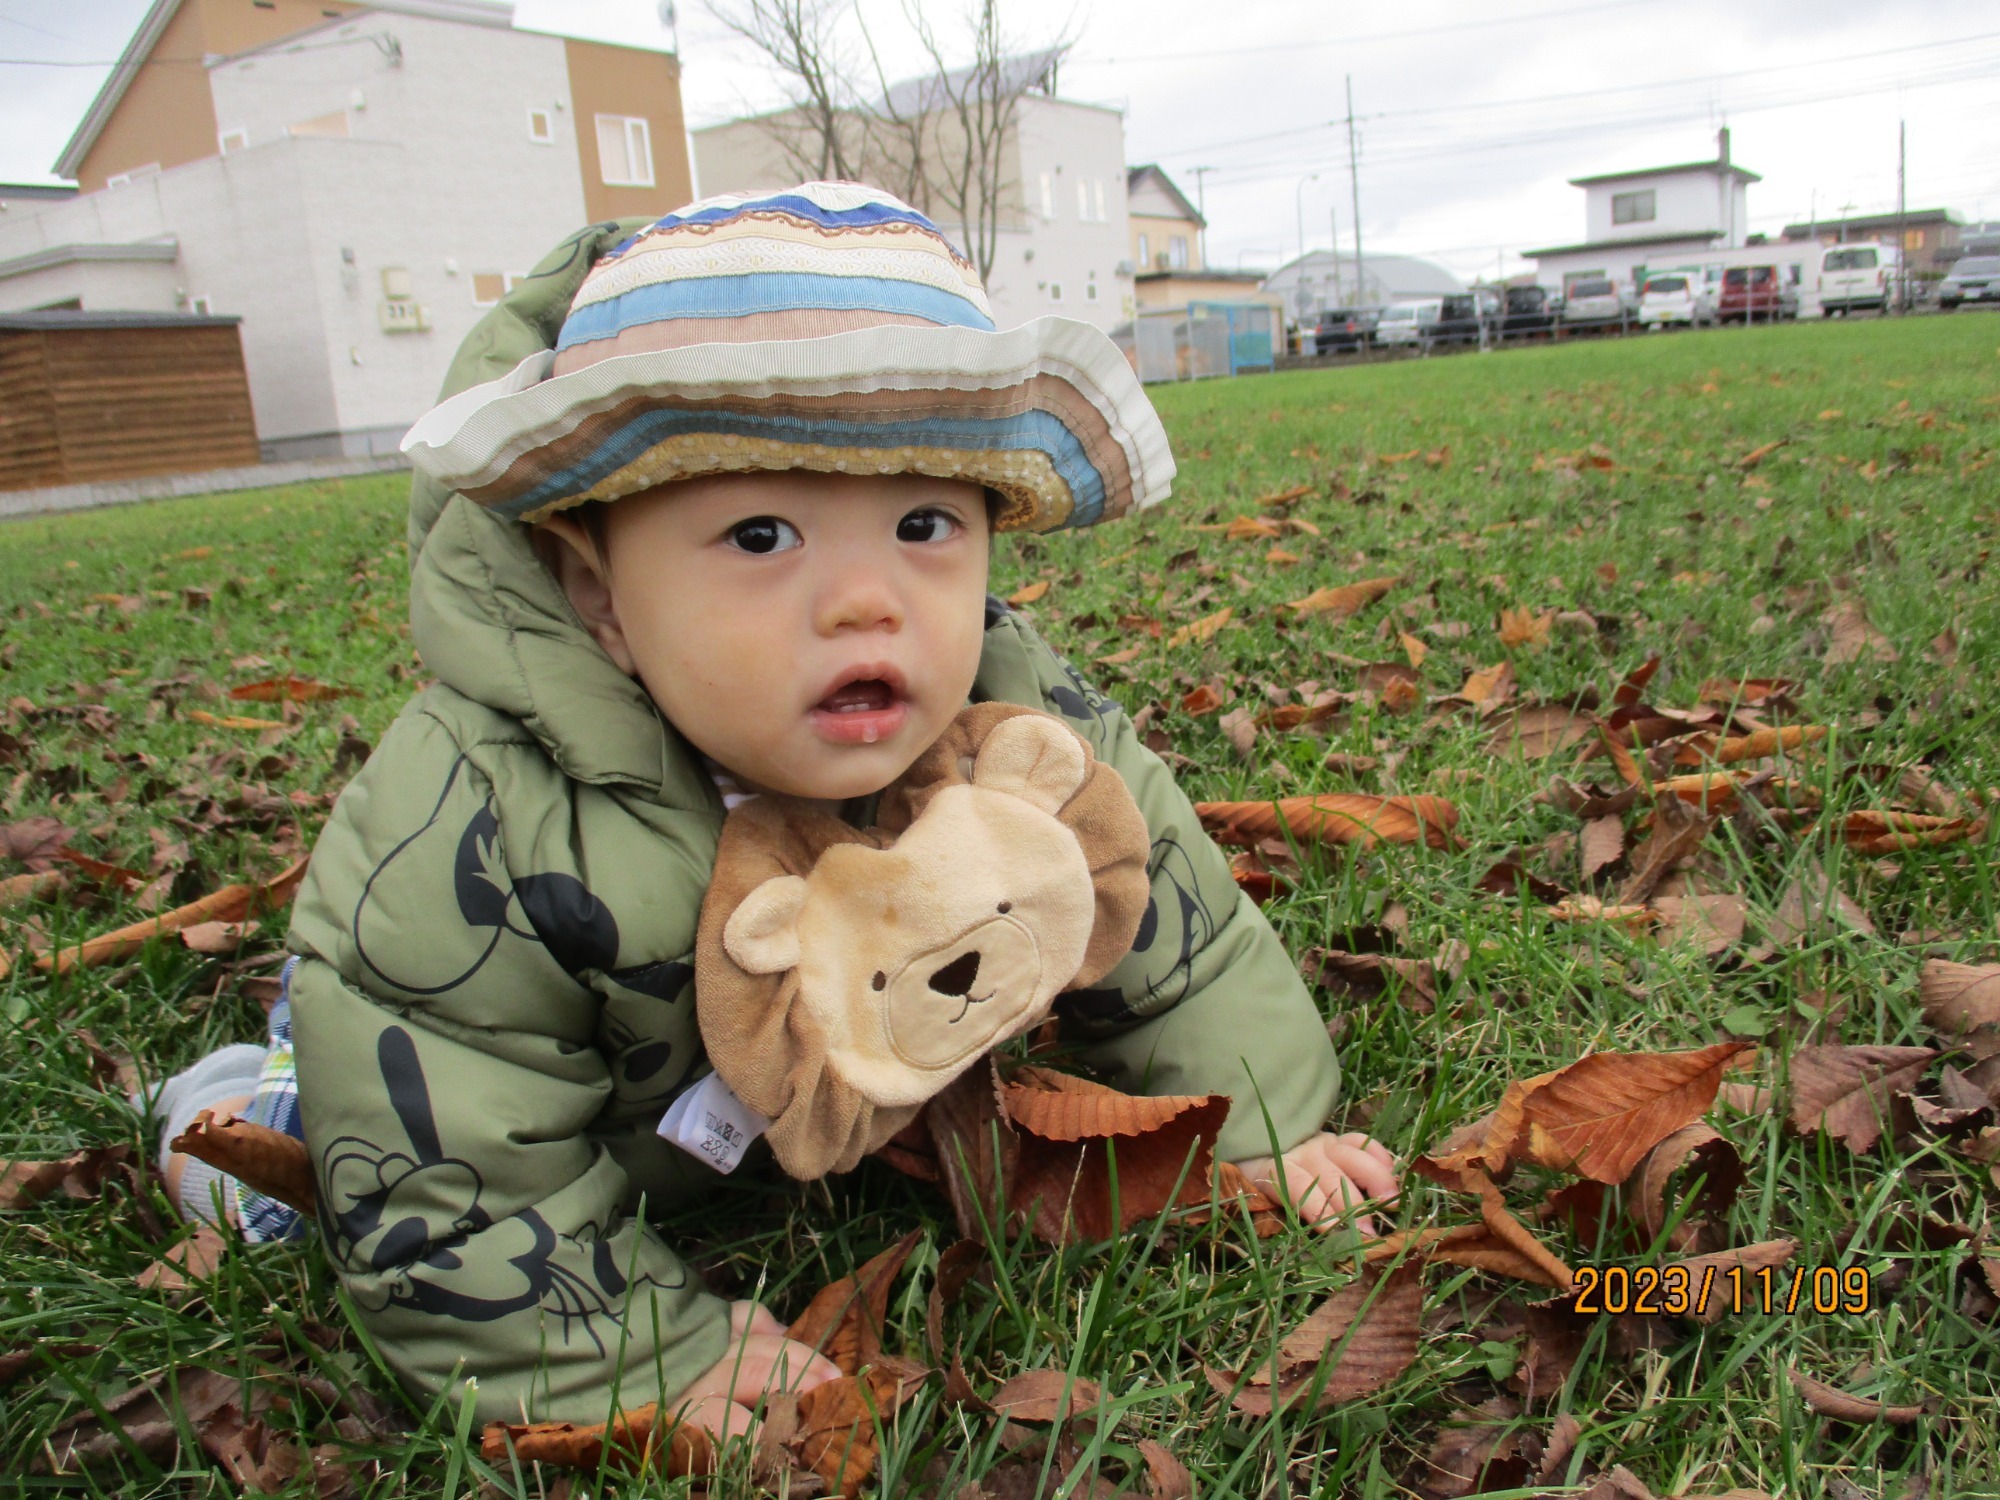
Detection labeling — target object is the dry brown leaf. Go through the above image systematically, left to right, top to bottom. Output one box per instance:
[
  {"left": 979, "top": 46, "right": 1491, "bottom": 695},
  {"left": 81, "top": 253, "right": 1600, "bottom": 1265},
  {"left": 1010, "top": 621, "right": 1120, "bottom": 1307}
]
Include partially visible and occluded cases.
[
  {"left": 1737, "top": 438, "right": 1790, "bottom": 469},
  {"left": 1257, "top": 483, "right": 1313, "bottom": 507},
  {"left": 1223, "top": 514, "right": 1284, "bottom": 541},
  {"left": 1265, "top": 546, "right": 1301, "bottom": 565},
  {"left": 1284, "top": 576, "right": 1400, "bottom": 620},
  {"left": 1005, "top": 579, "right": 1051, "bottom": 606},
  {"left": 1822, "top": 597, "right": 1899, "bottom": 664},
  {"left": 1164, "top": 606, "right": 1233, "bottom": 649},
  {"left": 1498, "top": 607, "right": 1555, "bottom": 649},
  {"left": 1399, "top": 631, "right": 1430, "bottom": 668},
  {"left": 1095, "top": 644, "right": 1144, "bottom": 665},
  {"left": 1455, "top": 662, "right": 1517, "bottom": 709},
  {"left": 230, "top": 675, "right": 351, "bottom": 703},
  {"left": 1697, "top": 677, "right": 1798, "bottom": 707},
  {"left": 1179, "top": 683, "right": 1223, "bottom": 716},
  {"left": 1253, "top": 700, "right": 1341, "bottom": 732},
  {"left": 1487, "top": 704, "right": 1597, "bottom": 760},
  {"left": 184, "top": 710, "right": 289, "bottom": 732},
  {"left": 1707, "top": 724, "right": 1826, "bottom": 765},
  {"left": 1194, "top": 793, "right": 1459, "bottom": 851},
  {"left": 1617, "top": 795, "right": 1713, "bottom": 906},
  {"left": 1841, "top": 810, "right": 1984, "bottom": 855},
  {"left": 0, "top": 816, "right": 73, "bottom": 872},
  {"left": 1580, "top": 816, "right": 1625, "bottom": 880},
  {"left": 37, "top": 857, "right": 309, "bottom": 973},
  {"left": 0, "top": 870, "right": 66, "bottom": 910},
  {"left": 1767, "top": 870, "right": 1875, "bottom": 947},
  {"left": 1655, "top": 893, "right": 1748, "bottom": 956},
  {"left": 1547, "top": 897, "right": 1656, "bottom": 930},
  {"left": 179, "top": 920, "right": 252, "bottom": 955},
  {"left": 1919, "top": 961, "right": 2000, "bottom": 1054},
  {"left": 1516, "top": 1042, "right": 1753, "bottom": 1183},
  {"left": 1788, "top": 1045, "right": 1938, "bottom": 1152},
  {"left": 924, "top": 1060, "right": 1016, "bottom": 1243},
  {"left": 1003, "top": 1069, "right": 1231, "bottom": 1243},
  {"left": 170, "top": 1110, "right": 318, "bottom": 1216},
  {"left": 1630, "top": 1124, "right": 1743, "bottom": 1253},
  {"left": 1, "top": 1145, "right": 137, "bottom": 1211},
  {"left": 136, "top": 1222, "right": 228, "bottom": 1295},
  {"left": 1366, "top": 1222, "right": 1572, "bottom": 1289},
  {"left": 786, "top": 1231, "right": 923, "bottom": 1373},
  {"left": 925, "top": 1240, "right": 988, "bottom": 1361},
  {"left": 1668, "top": 1240, "right": 1798, "bottom": 1324},
  {"left": 1208, "top": 1263, "right": 1421, "bottom": 1414},
  {"left": 790, "top": 1362, "right": 925, "bottom": 1497},
  {"left": 987, "top": 1368, "right": 1101, "bottom": 1422},
  {"left": 1787, "top": 1368, "right": 1925, "bottom": 1423},
  {"left": 1420, "top": 1394, "right": 1533, "bottom": 1496},
  {"left": 481, "top": 1405, "right": 715, "bottom": 1480},
  {"left": 1136, "top": 1439, "right": 1193, "bottom": 1500}
]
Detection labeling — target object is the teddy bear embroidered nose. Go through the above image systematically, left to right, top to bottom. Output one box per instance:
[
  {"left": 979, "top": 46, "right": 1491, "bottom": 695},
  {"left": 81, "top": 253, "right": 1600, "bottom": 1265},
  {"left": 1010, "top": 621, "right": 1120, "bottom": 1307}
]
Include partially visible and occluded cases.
[{"left": 928, "top": 950, "right": 982, "bottom": 997}]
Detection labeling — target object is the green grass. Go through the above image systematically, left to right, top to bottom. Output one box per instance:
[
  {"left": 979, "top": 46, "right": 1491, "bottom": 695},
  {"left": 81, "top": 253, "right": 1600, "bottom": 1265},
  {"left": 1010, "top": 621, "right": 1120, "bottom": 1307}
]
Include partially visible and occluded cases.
[{"left": 4, "top": 315, "right": 1998, "bottom": 1497}]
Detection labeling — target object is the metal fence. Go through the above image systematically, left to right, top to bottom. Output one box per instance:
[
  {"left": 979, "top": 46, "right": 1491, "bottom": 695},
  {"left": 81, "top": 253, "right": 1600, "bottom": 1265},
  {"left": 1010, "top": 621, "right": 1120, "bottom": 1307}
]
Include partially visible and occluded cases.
[{"left": 1134, "top": 301, "right": 1279, "bottom": 383}]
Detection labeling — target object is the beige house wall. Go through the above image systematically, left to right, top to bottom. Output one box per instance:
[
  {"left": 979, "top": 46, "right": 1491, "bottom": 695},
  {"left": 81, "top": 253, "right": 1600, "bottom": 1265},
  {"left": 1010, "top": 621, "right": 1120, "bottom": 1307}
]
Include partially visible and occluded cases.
[
  {"left": 76, "top": 0, "right": 363, "bottom": 192},
  {"left": 564, "top": 38, "right": 694, "bottom": 222},
  {"left": 1130, "top": 212, "right": 1201, "bottom": 273},
  {"left": 1133, "top": 274, "right": 1268, "bottom": 310}
]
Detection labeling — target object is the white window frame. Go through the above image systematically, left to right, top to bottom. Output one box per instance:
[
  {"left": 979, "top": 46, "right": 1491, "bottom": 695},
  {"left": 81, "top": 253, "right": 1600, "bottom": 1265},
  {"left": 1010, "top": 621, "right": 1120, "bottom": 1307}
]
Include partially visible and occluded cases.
[
  {"left": 527, "top": 107, "right": 555, "bottom": 144},
  {"left": 595, "top": 113, "right": 654, "bottom": 188},
  {"left": 218, "top": 128, "right": 249, "bottom": 155},
  {"left": 104, "top": 162, "right": 160, "bottom": 189},
  {"left": 1039, "top": 172, "right": 1054, "bottom": 220},
  {"left": 1092, "top": 178, "right": 1106, "bottom": 223},
  {"left": 1076, "top": 179, "right": 1090, "bottom": 219},
  {"left": 1612, "top": 189, "right": 1656, "bottom": 225},
  {"left": 1137, "top": 231, "right": 1150, "bottom": 266},
  {"left": 1169, "top": 235, "right": 1188, "bottom": 269}
]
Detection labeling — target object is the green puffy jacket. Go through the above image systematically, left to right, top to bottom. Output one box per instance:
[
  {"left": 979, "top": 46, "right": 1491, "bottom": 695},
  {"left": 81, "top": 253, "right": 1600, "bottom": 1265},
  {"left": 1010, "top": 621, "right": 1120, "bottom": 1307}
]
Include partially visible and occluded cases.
[{"left": 286, "top": 220, "right": 1342, "bottom": 1426}]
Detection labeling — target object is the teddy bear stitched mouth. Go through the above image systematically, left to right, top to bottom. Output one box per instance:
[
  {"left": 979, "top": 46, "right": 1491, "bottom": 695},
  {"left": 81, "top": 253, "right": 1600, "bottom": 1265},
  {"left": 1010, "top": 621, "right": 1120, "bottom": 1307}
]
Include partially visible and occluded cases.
[{"left": 817, "top": 679, "right": 896, "bottom": 713}]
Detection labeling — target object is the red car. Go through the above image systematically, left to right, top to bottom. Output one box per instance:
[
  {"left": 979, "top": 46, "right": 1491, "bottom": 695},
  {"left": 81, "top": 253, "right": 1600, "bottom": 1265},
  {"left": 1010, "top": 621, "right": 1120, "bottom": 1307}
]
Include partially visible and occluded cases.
[{"left": 1718, "top": 265, "right": 1788, "bottom": 323}]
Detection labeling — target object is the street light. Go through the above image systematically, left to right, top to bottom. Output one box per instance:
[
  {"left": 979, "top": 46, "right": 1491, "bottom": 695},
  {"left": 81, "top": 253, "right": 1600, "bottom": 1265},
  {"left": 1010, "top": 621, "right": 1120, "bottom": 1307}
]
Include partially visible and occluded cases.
[{"left": 1295, "top": 172, "right": 1320, "bottom": 271}]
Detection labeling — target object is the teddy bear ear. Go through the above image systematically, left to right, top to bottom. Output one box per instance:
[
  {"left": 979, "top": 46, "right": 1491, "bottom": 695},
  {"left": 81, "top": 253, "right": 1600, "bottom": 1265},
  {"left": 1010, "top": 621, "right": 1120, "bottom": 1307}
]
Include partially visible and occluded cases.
[
  {"left": 972, "top": 713, "right": 1088, "bottom": 816},
  {"left": 722, "top": 874, "right": 808, "bottom": 975}
]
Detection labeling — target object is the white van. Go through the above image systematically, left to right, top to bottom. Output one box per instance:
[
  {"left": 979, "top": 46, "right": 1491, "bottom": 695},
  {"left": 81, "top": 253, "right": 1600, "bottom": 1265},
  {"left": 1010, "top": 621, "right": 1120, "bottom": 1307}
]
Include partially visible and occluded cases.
[
  {"left": 1817, "top": 241, "right": 1900, "bottom": 315},
  {"left": 1637, "top": 271, "right": 1713, "bottom": 328},
  {"left": 1373, "top": 299, "right": 1442, "bottom": 348}
]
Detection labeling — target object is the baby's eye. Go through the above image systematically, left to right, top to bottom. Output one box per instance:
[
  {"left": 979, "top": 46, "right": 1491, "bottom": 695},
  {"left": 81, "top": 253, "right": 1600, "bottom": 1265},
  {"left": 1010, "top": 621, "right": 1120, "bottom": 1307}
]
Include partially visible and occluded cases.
[
  {"left": 896, "top": 508, "right": 959, "bottom": 544},
  {"left": 725, "top": 516, "right": 802, "bottom": 554}
]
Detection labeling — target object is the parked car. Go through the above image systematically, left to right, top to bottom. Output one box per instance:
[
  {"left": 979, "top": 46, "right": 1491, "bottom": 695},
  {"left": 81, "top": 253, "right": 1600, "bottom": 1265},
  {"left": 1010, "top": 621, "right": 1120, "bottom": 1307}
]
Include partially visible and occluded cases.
[
  {"left": 1818, "top": 242, "right": 1898, "bottom": 315},
  {"left": 1939, "top": 255, "right": 2000, "bottom": 310},
  {"left": 1718, "top": 265, "right": 1789, "bottom": 322},
  {"left": 1637, "top": 272, "right": 1712, "bottom": 328},
  {"left": 1558, "top": 276, "right": 1628, "bottom": 331},
  {"left": 1499, "top": 285, "right": 1556, "bottom": 340},
  {"left": 1431, "top": 288, "right": 1502, "bottom": 346},
  {"left": 1373, "top": 299, "right": 1443, "bottom": 349},
  {"left": 1313, "top": 307, "right": 1381, "bottom": 355}
]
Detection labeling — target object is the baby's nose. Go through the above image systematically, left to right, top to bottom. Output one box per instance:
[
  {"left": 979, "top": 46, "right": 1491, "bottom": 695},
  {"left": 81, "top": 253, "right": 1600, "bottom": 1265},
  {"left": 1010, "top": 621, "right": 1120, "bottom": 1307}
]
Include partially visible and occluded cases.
[{"left": 928, "top": 950, "right": 981, "bottom": 996}]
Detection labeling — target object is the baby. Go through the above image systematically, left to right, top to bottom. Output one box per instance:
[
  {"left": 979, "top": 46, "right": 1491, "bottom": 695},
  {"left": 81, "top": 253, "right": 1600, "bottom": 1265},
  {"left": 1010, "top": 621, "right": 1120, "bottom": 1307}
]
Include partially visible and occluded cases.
[{"left": 153, "top": 183, "right": 1396, "bottom": 1448}]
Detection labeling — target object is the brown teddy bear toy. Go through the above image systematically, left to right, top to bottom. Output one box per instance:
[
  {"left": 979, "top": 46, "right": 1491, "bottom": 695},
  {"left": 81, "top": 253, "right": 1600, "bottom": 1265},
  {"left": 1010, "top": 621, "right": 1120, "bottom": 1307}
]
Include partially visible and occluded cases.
[{"left": 692, "top": 702, "right": 1153, "bottom": 1180}]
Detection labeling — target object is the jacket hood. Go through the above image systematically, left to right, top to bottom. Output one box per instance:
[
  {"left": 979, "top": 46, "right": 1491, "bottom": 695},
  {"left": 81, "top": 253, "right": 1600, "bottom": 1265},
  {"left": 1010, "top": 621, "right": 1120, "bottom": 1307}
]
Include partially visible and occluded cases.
[{"left": 405, "top": 219, "right": 720, "bottom": 805}]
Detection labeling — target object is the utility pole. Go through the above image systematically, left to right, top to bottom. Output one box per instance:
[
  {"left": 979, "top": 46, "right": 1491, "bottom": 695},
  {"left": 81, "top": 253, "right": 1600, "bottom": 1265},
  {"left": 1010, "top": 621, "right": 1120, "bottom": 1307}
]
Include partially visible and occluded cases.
[
  {"left": 1345, "top": 74, "right": 1365, "bottom": 306},
  {"left": 1896, "top": 118, "right": 1907, "bottom": 313},
  {"left": 1191, "top": 165, "right": 1213, "bottom": 269},
  {"left": 1329, "top": 205, "right": 1340, "bottom": 304}
]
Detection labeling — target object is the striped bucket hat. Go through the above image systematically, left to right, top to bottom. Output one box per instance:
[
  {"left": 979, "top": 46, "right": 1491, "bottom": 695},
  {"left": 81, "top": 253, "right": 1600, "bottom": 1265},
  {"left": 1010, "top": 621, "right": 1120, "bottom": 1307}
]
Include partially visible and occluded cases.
[{"left": 400, "top": 181, "right": 1174, "bottom": 532}]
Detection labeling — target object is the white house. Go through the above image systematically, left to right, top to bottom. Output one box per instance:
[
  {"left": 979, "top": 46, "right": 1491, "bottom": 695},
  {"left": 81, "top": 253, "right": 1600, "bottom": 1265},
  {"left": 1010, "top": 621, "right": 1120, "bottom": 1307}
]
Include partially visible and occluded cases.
[
  {"left": 0, "top": 0, "right": 693, "bottom": 462},
  {"left": 691, "top": 61, "right": 1134, "bottom": 335},
  {"left": 1525, "top": 129, "right": 1758, "bottom": 296},
  {"left": 1261, "top": 249, "right": 1463, "bottom": 322}
]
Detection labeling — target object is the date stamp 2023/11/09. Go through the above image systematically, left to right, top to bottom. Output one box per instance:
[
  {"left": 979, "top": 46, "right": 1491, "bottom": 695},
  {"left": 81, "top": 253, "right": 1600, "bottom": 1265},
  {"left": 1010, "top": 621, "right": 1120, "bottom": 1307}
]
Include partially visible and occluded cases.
[{"left": 1572, "top": 1263, "right": 1873, "bottom": 1317}]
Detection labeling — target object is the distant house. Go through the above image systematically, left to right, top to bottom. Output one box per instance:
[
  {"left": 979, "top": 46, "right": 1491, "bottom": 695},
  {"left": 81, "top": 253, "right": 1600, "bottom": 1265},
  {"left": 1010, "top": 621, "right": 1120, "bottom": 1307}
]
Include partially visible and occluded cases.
[
  {"left": 0, "top": 0, "right": 692, "bottom": 463},
  {"left": 692, "top": 56, "right": 1132, "bottom": 334},
  {"left": 1525, "top": 129, "right": 1757, "bottom": 294},
  {"left": 1124, "top": 164, "right": 1269, "bottom": 312},
  {"left": 1781, "top": 209, "right": 1964, "bottom": 274},
  {"left": 1260, "top": 249, "right": 1462, "bottom": 321}
]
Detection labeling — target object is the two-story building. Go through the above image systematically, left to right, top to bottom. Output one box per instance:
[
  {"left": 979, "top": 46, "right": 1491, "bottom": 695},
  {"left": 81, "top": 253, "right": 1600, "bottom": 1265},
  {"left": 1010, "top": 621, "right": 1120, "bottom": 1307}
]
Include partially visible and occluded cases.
[
  {"left": 0, "top": 0, "right": 692, "bottom": 461},
  {"left": 692, "top": 62, "right": 1134, "bottom": 334},
  {"left": 1525, "top": 129, "right": 1758, "bottom": 296},
  {"left": 1124, "top": 163, "right": 1268, "bottom": 312},
  {"left": 1781, "top": 209, "right": 1964, "bottom": 276}
]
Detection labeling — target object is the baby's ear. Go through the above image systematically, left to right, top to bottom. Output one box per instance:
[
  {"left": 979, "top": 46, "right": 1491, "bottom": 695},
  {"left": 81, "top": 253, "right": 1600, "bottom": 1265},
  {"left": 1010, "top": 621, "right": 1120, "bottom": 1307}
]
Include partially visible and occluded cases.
[
  {"left": 972, "top": 713, "right": 1087, "bottom": 816},
  {"left": 723, "top": 874, "right": 808, "bottom": 974}
]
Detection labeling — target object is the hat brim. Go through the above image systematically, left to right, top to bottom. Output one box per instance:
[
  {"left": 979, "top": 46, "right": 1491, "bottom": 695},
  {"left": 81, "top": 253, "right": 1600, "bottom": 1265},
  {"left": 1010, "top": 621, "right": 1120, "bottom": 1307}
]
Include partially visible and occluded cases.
[{"left": 400, "top": 317, "right": 1174, "bottom": 531}]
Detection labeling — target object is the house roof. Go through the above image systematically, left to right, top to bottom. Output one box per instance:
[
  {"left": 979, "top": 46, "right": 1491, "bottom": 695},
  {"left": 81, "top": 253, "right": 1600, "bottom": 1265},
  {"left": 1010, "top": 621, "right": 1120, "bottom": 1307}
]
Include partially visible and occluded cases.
[
  {"left": 53, "top": 0, "right": 516, "bottom": 179},
  {"left": 879, "top": 48, "right": 1063, "bottom": 118},
  {"left": 1570, "top": 160, "right": 1760, "bottom": 187},
  {"left": 1126, "top": 165, "right": 1203, "bottom": 228},
  {"left": 0, "top": 183, "right": 81, "bottom": 200},
  {"left": 1781, "top": 208, "right": 1960, "bottom": 238},
  {"left": 1523, "top": 229, "right": 1724, "bottom": 259},
  {"left": 0, "top": 239, "right": 180, "bottom": 282},
  {"left": 1263, "top": 249, "right": 1463, "bottom": 298},
  {"left": 1135, "top": 268, "right": 1262, "bottom": 283}
]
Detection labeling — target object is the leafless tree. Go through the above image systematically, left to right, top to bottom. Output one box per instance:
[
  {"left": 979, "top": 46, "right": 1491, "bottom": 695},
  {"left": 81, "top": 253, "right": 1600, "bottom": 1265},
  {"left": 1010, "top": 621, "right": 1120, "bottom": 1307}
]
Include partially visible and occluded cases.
[{"left": 706, "top": 0, "right": 863, "bottom": 181}]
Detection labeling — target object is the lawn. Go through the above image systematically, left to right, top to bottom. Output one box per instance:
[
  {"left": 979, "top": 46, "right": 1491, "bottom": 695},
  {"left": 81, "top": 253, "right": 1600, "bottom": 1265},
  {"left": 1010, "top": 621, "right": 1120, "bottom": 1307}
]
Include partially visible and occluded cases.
[{"left": 3, "top": 313, "right": 1998, "bottom": 1498}]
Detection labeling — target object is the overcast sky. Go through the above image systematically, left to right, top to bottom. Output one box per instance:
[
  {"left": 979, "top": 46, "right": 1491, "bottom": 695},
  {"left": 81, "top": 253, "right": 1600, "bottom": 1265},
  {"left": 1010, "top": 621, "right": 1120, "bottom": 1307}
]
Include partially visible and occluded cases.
[{"left": 4, "top": 0, "right": 1996, "bottom": 283}]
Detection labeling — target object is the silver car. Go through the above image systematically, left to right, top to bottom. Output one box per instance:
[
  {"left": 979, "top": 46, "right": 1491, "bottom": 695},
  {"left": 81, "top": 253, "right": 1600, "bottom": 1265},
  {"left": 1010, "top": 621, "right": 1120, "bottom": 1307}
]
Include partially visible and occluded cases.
[
  {"left": 1940, "top": 256, "right": 2000, "bottom": 310},
  {"left": 1559, "top": 276, "right": 1629, "bottom": 329},
  {"left": 1373, "top": 299, "right": 1442, "bottom": 348}
]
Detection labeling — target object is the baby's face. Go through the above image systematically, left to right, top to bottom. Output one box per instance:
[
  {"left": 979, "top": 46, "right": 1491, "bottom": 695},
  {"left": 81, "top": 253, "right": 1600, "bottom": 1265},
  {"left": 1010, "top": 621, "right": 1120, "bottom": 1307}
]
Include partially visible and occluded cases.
[{"left": 553, "top": 471, "right": 992, "bottom": 801}]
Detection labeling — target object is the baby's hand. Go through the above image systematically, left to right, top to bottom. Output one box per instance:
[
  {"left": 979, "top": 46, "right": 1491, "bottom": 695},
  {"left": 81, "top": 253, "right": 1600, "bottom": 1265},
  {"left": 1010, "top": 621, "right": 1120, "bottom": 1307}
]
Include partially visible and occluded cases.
[
  {"left": 1235, "top": 1131, "right": 1400, "bottom": 1236},
  {"left": 669, "top": 1300, "right": 843, "bottom": 1449}
]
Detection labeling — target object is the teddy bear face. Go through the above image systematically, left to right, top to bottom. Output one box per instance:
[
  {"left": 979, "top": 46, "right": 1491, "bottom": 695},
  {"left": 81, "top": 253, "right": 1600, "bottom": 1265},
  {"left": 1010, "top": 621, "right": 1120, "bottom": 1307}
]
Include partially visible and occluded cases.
[{"left": 794, "top": 782, "right": 1095, "bottom": 1104}]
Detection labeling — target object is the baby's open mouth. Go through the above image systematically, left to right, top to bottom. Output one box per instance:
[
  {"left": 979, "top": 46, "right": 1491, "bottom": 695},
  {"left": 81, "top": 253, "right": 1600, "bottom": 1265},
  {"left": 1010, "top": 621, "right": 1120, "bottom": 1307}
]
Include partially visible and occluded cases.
[{"left": 814, "top": 678, "right": 899, "bottom": 714}]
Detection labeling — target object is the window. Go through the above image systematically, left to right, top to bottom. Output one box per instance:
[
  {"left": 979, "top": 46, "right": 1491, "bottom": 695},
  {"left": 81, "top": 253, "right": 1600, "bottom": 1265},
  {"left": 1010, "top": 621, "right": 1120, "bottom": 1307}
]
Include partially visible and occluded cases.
[
  {"left": 527, "top": 107, "right": 555, "bottom": 144},
  {"left": 595, "top": 114, "right": 654, "bottom": 187},
  {"left": 218, "top": 128, "right": 249, "bottom": 155},
  {"left": 104, "top": 162, "right": 159, "bottom": 188},
  {"left": 1039, "top": 172, "right": 1054, "bottom": 219},
  {"left": 1077, "top": 179, "right": 1090, "bottom": 219},
  {"left": 1093, "top": 179, "right": 1106, "bottom": 223},
  {"left": 1612, "top": 189, "right": 1656, "bottom": 225},
  {"left": 1904, "top": 228, "right": 1925, "bottom": 250},
  {"left": 1137, "top": 232, "right": 1149, "bottom": 265},
  {"left": 1169, "top": 235, "right": 1188, "bottom": 269},
  {"left": 1824, "top": 248, "right": 1877, "bottom": 271},
  {"left": 471, "top": 272, "right": 507, "bottom": 306},
  {"left": 1086, "top": 277, "right": 1098, "bottom": 301},
  {"left": 1048, "top": 281, "right": 1064, "bottom": 302},
  {"left": 189, "top": 295, "right": 213, "bottom": 314}
]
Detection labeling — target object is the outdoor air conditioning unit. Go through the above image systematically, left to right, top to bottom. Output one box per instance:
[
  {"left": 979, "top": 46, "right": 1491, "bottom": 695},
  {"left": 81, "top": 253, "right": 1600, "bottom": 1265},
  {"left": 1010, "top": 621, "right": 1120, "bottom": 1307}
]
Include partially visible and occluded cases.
[{"left": 1114, "top": 259, "right": 1133, "bottom": 277}]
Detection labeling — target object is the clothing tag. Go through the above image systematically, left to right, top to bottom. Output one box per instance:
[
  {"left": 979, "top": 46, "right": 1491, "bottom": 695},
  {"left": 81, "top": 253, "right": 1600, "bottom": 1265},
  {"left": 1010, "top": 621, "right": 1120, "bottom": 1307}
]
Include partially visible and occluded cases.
[{"left": 657, "top": 1072, "right": 771, "bottom": 1174}]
